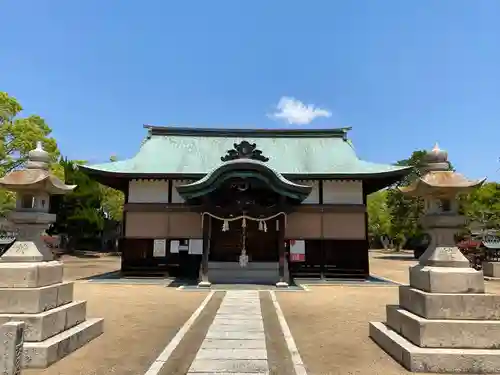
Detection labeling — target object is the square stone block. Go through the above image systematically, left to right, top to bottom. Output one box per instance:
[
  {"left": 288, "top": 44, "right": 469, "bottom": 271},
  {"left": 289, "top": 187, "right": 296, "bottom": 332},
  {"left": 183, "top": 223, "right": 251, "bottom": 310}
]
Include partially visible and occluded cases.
[
  {"left": 0, "top": 261, "right": 63, "bottom": 288},
  {"left": 483, "top": 262, "right": 500, "bottom": 278},
  {"left": 409, "top": 265, "right": 485, "bottom": 293},
  {"left": 0, "top": 281, "right": 74, "bottom": 314},
  {"left": 399, "top": 286, "right": 500, "bottom": 320},
  {"left": 0, "top": 300, "right": 87, "bottom": 342},
  {"left": 386, "top": 305, "right": 500, "bottom": 349},
  {"left": 22, "top": 318, "right": 104, "bottom": 368},
  {"left": 370, "top": 322, "right": 500, "bottom": 373}
]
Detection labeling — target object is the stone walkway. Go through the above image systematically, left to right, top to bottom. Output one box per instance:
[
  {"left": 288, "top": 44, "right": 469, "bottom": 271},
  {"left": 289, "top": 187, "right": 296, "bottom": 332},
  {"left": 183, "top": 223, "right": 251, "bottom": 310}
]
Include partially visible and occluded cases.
[{"left": 187, "top": 291, "right": 269, "bottom": 374}]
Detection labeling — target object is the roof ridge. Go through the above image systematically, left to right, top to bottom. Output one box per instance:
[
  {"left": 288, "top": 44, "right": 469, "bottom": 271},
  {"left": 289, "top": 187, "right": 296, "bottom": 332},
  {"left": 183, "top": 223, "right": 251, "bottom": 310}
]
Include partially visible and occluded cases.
[{"left": 143, "top": 125, "right": 352, "bottom": 138}]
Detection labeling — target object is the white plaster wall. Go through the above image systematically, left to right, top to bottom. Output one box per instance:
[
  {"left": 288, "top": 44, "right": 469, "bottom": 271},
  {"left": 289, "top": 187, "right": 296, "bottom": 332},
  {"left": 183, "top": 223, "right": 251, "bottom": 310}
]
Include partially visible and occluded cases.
[
  {"left": 128, "top": 179, "right": 169, "bottom": 203},
  {"left": 171, "top": 180, "right": 194, "bottom": 203},
  {"left": 297, "top": 180, "right": 320, "bottom": 204},
  {"left": 322, "top": 180, "right": 363, "bottom": 204}
]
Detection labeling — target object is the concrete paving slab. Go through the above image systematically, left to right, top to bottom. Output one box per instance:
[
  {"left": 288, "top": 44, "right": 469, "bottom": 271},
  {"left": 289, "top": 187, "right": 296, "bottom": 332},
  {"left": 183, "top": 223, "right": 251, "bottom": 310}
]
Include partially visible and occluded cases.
[
  {"left": 186, "top": 291, "right": 270, "bottom": 374},
  {"left": 217, "top": 310, "right": 261, "bottom": 314},
  {"left": 215, "top": 313, "right": 262, "bottom": 320},
  {"left": 211, "top": 318, "right": 264, "bottom": 325},
  {"left": 209, "top": 324, "right": 264, "bottom": 332},
  {"left": 206, "top": 330, "right": 264, "bottom": 340},
  {"left": 201, "top": 339, "right": 267, "bottom": 349},
  {"left": 196, "top": 348, "right": 268, "bottom": 360},
  {"left": 189, "top": 359, "right": 269, "bottom": 373}
]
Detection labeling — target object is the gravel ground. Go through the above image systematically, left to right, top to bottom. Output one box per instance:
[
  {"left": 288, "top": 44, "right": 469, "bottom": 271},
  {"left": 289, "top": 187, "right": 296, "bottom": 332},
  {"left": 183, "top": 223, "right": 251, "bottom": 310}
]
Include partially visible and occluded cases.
[
  {"left": 277, "top": 251, "right": 500, "bottom": 375},
  {"left": 21, "top": 252, "right": 500, "bottom": 375},
  {"left": 59, "top": 253, "right": 121, "bottom": 281},
  {"left": 23, "top": 255, "right": 209, "bottom": 375},
  {"left": 157, "top": 292, "right": 224, "bottom": 375},
  {"left": 261, "top": 292, "right": 295, "bottom": 375}
]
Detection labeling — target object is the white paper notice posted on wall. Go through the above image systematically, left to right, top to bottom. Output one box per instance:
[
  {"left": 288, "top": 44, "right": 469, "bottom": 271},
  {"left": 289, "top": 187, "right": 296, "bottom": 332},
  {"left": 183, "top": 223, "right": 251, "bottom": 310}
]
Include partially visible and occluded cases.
[{"left": 153, "top": 239, "right": 167, "bottom": 257}]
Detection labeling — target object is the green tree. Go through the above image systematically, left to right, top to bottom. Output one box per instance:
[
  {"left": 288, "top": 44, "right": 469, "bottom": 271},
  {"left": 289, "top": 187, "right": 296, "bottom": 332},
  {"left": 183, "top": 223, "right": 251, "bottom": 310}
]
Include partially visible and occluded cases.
[
  {"left": 0, "top": 92, "right": 61, "bottom": 216},
  {"left": 0, "top": 92, "right": 59, "bottom": 174},
  {"left": 99, "top": 155, "right": 124, "bottom": 221},
  {"left": 49, "top": 158, "right": 105, "bottom": 250},
  {"left": 461, "top": 182, "right": 500, "bottom": 231},
  {"left": 367, "top": 189, "right": 391, "bottom": 246}
]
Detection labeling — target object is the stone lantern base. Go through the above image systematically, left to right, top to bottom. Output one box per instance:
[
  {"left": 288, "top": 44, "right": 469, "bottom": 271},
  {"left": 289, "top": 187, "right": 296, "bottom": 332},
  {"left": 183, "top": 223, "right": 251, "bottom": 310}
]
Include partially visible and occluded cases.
[
  {"left": 0, "top": 242, "right": 103, "bottom": 369},
  {"left": 483, "top": 261, "right": 500, "bottom": 279},
  {"left": 369, "top": 264, "right": 500, "bottom": 373}
]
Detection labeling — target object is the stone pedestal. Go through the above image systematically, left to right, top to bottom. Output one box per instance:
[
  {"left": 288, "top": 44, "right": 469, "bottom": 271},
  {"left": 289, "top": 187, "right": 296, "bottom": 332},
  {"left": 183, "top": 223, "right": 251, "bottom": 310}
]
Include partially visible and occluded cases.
[
  {"left": 0, "top": 244, "right": 103, "bottom": 369},
  {"left": 483, "top": 262, "right": 500, "bottom": 279},
  {"left": 369, "top": 264, "right": 500, "bottom": 373}
]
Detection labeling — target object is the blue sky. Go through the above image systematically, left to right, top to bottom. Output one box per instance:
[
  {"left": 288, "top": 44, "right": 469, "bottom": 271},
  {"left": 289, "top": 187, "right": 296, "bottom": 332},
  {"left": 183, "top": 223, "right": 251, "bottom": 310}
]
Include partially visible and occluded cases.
[{"left": 1, "top": 0, "right": 499, "bottom": 180}]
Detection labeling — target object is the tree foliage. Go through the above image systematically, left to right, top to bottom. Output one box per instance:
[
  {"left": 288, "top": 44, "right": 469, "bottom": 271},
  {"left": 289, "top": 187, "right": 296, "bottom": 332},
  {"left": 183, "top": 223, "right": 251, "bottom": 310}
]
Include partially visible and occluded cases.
[
  {"left": 0, "top": 92, "right": 61, "bottom": 216},
  {"left": 0, "top": 92, "right": 59, "bottom": 174},
  {"left": 385, "top": 150, "right": 429, "bottom": 248},
  {"left": 99, "top": 155, "right": 124, "bottom": 221},
  {"left": 49, "top": 158, "right": 105, "bottom": 247},
  {"left": 461, "top": 182, "right": 500, "bottom": 230},
  {"left": 367, "top": 190, "right": 390, "bottom": 243}
]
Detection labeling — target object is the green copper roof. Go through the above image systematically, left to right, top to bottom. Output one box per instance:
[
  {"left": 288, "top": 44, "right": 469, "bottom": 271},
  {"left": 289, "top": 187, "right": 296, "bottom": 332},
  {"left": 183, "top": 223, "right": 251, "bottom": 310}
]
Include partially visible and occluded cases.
[{"left": 81, "top": 126, "right": 409, "bottom": 177}]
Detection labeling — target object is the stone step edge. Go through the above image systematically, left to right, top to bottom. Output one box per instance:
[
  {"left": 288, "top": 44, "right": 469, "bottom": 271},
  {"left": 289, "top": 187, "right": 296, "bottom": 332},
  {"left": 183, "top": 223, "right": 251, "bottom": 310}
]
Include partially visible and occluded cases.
[
  {"left": 0, "top": 300, "right": 87, "bottom": 342},
  {"left": 387, "top": 304, "right": 500, "bottom": 324},
  {"left": 23, "top": 318, "right": 104, "bottom": 368},
  {"left": 369, "top": 321, "right": 500, "bottom": 373}
]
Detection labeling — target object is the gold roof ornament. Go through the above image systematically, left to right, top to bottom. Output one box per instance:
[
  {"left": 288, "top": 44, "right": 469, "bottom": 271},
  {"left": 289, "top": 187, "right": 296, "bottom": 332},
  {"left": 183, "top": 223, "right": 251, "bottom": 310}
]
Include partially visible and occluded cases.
[{"left": 0, "top": 142, "right": 76, "bottom": 194}]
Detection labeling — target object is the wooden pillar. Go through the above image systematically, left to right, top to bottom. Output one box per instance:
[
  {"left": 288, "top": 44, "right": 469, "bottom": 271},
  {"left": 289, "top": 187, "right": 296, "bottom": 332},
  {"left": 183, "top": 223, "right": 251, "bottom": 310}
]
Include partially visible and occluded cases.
[
  {"left": 120, "top": 183, "right": 129, "bottom": 273},
  {"left": 362, "top": 188, "right": 370, "bottom": 278},
  {"left": 199, "top": 214, "right": 211, "bottom": 287},
  {"left": 276, "top": 214, "right": 288, "bottom": 287}
]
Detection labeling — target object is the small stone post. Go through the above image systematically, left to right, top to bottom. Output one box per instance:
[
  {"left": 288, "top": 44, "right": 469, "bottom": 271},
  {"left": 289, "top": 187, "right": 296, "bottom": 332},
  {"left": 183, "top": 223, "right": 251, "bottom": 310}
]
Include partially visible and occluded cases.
[{"left": 0, "top": 321, "right": 25, "bottom": 375}]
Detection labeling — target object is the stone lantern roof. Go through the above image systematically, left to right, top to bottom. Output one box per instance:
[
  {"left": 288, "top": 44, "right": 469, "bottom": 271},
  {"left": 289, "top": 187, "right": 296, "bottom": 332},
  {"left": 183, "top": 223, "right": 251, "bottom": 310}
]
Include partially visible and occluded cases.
[
  {"left": 0, "top": 142, "right": 76, "bottom": 194},
  {"left": 399, "top": 143, "right": 485, "bottom": 197}
]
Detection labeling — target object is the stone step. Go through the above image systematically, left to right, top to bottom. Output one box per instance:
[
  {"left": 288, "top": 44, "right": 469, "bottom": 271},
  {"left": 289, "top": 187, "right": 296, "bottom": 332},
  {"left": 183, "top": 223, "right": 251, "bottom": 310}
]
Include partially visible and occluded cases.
[
  {"left": 0, "top": 261, "right": 63, "bottom": 288},
  {"left": 208, "top": 262, "right": 278, "bottom": 270},
  {"left": 409, "top": 265, "right": 485, "bottom": 293},
  {"left": 0, "top": 281, "right": 74, "bottom": 314},
  {"left": 399, "top": 286, "right": 500, "bottom": 320},
  {"left": 0, "top": 300, "right": 87, "bottom": 342},
  {"left": 386, "top": 305, "right": 500, "bottom": 349},
  {"left": 22, "top": 318, "right": 104, "bottom": 368},
  {"left": 369, "top": 321, "right": 500, "bottom": 373}
]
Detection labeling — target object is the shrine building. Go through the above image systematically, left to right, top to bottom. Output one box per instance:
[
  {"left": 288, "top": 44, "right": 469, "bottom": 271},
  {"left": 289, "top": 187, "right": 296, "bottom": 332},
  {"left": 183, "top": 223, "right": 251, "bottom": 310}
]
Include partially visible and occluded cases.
[{"left": 80, "top": 125, "right": 411, "bottom": 286}]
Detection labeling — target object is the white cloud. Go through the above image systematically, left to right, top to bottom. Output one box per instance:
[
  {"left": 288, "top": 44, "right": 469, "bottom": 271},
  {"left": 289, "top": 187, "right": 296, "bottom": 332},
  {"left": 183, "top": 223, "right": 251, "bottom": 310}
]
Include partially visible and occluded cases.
[{"left": 268, "top": 96, "right": 332, "bottom": 125}]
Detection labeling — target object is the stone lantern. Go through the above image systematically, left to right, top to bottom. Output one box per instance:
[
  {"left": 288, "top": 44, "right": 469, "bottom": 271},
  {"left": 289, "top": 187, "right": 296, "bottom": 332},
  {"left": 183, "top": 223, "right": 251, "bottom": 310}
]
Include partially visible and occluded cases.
[
  {"left": 0, "top": 142, "right": 103, "bottom": 369},
  {"left": 0, "top": 142, "right": 75, "bottom": 262},
  {"left": 402, "top": 143, "right": 485, "bottom": 268},
  {"left": 369, "top": 144, "right": 500, "bottom": 374}
]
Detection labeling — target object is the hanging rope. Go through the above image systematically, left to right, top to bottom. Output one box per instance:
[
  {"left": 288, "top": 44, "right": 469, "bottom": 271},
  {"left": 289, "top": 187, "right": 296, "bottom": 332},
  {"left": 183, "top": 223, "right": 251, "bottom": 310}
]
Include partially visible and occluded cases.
[{"left": 201, "top": 211, "right": 286, "bottom": 232}]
